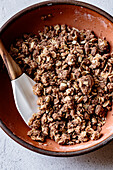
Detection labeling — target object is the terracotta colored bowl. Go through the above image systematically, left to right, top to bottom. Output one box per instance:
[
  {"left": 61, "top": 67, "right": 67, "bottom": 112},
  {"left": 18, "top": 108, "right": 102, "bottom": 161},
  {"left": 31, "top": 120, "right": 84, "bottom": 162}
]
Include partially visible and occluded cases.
[{"left": 0, "top": 0, "right": 113, "bottom": 157}]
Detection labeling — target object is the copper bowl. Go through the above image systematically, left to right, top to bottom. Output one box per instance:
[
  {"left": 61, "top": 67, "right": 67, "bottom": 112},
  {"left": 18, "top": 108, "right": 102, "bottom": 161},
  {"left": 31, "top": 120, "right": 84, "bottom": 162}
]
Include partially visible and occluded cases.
[{"left": 0, "top": 0, "right": 113, "bottom": 156}]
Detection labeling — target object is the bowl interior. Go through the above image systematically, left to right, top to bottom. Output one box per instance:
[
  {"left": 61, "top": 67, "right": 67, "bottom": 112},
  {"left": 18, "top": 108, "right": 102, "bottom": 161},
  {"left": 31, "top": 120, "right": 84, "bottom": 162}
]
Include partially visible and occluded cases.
[{"left": 0, "top": 3, "right": 113, "bottom": 153}]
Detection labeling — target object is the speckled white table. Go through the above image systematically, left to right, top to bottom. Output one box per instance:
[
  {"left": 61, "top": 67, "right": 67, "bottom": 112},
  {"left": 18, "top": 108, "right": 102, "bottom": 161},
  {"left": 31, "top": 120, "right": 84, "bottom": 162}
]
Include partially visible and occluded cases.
[{"left": 0, "top": 0, "right": 113, "bottom": 169}]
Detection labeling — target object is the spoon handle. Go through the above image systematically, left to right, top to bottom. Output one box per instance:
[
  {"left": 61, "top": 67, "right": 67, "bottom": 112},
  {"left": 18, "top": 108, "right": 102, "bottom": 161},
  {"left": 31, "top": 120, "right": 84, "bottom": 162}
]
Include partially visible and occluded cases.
[{"left": 0, "top": 39, "right": 22, "bottom": 80}]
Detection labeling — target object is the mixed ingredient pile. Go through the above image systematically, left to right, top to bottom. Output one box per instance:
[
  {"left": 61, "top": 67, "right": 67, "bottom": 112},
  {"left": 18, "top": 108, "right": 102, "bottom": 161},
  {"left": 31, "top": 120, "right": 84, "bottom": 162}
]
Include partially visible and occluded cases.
[{"left": 10, "top": 25, "right": 113, "bottom": 145}]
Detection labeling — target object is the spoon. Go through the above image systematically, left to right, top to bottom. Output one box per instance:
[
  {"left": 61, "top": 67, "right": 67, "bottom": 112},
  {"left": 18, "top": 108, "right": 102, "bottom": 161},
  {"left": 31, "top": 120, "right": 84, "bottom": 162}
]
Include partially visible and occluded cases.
[{"left": 0, "top": 39, "right": 38, "bottom": 125}]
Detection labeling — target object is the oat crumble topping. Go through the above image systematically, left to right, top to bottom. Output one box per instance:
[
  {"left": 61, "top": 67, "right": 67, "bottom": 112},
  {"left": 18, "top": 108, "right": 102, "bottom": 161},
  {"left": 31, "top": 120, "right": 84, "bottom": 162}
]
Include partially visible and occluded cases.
[{"left": 10, "top": 25, "right": 113, "bottom": 145}]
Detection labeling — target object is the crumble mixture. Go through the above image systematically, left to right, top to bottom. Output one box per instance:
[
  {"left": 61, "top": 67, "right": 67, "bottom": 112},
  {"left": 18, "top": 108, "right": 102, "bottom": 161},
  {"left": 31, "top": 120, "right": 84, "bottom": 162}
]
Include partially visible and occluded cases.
[{"left": 10, "top": 25, "right": 113, "bottom": 145}]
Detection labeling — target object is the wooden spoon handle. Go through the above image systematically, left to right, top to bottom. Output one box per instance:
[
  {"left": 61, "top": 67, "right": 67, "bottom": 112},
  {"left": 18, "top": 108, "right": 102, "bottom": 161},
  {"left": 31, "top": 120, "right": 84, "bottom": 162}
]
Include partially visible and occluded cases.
[{"left": 0, "top": 39, "right": 22, "bottom": 80}]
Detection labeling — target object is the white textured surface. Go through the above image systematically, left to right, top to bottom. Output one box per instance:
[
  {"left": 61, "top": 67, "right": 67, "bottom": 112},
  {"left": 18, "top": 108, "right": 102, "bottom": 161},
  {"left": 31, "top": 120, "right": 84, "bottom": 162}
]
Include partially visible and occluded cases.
[{"left": 0, "top": 0, "right": 113, "bottom": 169}]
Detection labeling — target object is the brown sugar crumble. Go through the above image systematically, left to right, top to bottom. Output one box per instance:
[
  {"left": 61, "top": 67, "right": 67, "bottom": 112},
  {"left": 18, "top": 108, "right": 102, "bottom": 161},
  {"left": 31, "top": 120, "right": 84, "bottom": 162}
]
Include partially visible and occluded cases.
[{"left": 10, "top": 25, "right": 113, "bottom": 145}]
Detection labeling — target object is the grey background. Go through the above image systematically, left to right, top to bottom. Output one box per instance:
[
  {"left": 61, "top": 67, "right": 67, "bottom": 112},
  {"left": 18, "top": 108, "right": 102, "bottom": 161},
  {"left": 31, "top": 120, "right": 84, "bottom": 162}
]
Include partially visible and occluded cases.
[{"left": 0, "top": 0, "right": 113, "bottom": 170}]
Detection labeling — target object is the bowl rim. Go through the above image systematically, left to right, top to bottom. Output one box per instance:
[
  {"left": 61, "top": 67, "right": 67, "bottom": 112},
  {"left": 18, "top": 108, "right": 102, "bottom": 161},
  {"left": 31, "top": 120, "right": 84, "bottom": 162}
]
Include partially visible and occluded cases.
[{"left": 0, "top": 0, "right": 113, "bottom": 157}]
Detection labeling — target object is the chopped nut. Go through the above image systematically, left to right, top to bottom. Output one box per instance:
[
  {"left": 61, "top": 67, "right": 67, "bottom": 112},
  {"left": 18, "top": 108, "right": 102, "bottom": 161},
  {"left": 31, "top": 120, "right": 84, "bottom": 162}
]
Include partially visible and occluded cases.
[
  {"left": 78, "top": 75, "right": 94, "bottom": 95},
  {"left": 60, "top": 82, "right": 67, "bottom": 91},
  {"left": 95, "top": 105, "right": 104, "bottom": 117}
]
